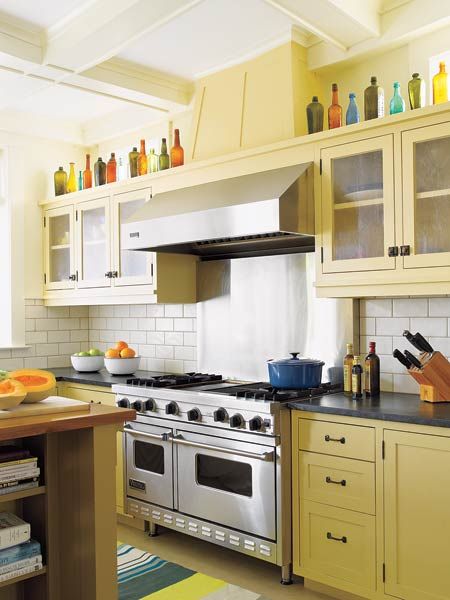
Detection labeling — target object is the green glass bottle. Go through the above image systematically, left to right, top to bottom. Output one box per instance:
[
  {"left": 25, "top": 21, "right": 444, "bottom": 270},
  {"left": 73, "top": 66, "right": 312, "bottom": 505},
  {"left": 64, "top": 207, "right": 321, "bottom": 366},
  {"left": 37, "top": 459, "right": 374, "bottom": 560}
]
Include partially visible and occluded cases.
[
  {"left": 408, "top": 73, "right": 425, "bottom": 109},
  {"left": 364, "top": 76, "right": 384, "bottom": 120},
  {"left": 390, "top": 82, "right": 405, "bottom": 115},
  {"left": 306, "top": 96, "right": 324, "bottom": 134},
  {"left": 159, "top": 138, "right": 170, "bottom": 170},
  {"left": 128, "top": 147, "right": 139, "bottom": 178},
  {"left": 148, "top": 148, "right": 159, "bottom": 173},
  {"left": 94, "top": 157, "right": 106, "bottom": 186},
  {"left": 54, "top": 166, "right": 67, "bottom": 196},
  {"left": 78, "top": 170, "right": 83, "bottom": 191}
]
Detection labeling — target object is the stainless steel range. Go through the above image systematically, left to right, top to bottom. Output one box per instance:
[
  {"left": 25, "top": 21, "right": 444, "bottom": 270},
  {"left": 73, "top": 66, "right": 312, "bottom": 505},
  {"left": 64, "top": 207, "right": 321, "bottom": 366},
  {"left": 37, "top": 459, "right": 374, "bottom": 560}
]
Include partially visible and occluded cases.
[{"left": 114, "top": 373, "right": 341, "bottom": 584}]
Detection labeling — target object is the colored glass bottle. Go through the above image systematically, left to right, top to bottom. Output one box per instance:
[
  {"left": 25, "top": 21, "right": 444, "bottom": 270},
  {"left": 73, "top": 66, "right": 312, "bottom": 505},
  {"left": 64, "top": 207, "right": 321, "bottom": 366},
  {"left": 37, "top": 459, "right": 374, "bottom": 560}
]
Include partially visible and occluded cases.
[
  {"left": 433, "top": 61, "right": 448, "bottom": 105},
  {"left": 408, "top": 73, "right": 425, "bottom": 110},
  {"left": 364, "top": 76, "right": 384, "bottom": 120},
  {"left": 390, "top": 82, "right": 405, "bottom": 115},
  {"left": 328, "top": 83, "right": 342, "bottom": 129},
  {"left": 346, "top": 93, "right": 360, "bottom": 125},
  {"left": 306, "top": 96, "right": 324, "bottom": 134},
  {"left": 170, "top": 129, "right": 184, "bottom": 167},
  {"left": 159, "top": 138, "right": 170, "bottom": 170},
  {"left": 137, "top": 140, "right": 148, "bottom": 176},
  {"left": 128, "top": 147, "right": 139, "bottom": 178},
  {"left": 148, "top": 149, "right": 159, "bottom": 173},
  {"left": 107, "top": 152, "right": 117, "bottom": 183},
  {"left": 83, "top": 154, "right": 92, "bottom": 189},
  {"left": 94, "top": 157, "right": 106, "bottom": 186},
  {"left": 117, "top": 157, "right": 127, "bottom": 181},
  {"left": 66, "top": 162, "right": 77, "bottom": 193},
  {"left": 54, "top": 166, "right": 67, "bottom": 196},
  {"left": 78, "top": 170, "right": 83, "bottom": 191},
  {"left": 364, "top": 341, "right": 380, "bottom": 397},
  {"left": 343, "top": 343, "right": 354, "bottom": 394},
  {"left": 351, "top": 356, "right": 363, "bottom": 400}
]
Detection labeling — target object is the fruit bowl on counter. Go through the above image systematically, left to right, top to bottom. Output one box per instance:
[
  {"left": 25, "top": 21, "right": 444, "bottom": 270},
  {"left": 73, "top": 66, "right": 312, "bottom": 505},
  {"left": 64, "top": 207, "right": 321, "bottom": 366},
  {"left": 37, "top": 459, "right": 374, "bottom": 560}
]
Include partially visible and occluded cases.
[
  {"left": 104, "top": 341, "right": 140, "bottom": 375},
  {"left": 71, "top": 348, "right": 104, "bottom": 372}
]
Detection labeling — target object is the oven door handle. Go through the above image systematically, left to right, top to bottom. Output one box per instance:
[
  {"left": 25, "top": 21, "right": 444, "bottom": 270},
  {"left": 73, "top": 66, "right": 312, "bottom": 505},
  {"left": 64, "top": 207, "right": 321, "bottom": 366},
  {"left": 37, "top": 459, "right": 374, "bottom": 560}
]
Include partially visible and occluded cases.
[
  {"left": 123, "top": 426, "right": 172, "bottom": 442},
  {"left": 172, "top": 435, "right": 274, "bottom": 462}
]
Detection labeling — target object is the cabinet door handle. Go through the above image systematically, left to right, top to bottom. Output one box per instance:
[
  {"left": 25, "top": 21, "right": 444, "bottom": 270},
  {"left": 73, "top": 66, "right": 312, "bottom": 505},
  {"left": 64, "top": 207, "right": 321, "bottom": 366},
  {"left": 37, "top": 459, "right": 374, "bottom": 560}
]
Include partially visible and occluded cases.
[
  {"left": 400, "top": 245, "right": 411, "bottom": 256},
  {"left": 388, "top": 246, "right": 399, "bottom": 257},
  {"left": 105, "top": 271, "right": 112, "bottom": 278},
  {"left": 111, "top": 271, "right": 118, "bottom": 278},
  {"left": 68, "top": 274, "right": 76, "bottom": 281},
  {"left": 324, "top": 435, "right": 346, "bottom": 444},
  {"left": 326, "top": 476, "right": 346, "bottom": 486},
  {"left": 327, "top": 532, "right": 347, "bottom": 543}
]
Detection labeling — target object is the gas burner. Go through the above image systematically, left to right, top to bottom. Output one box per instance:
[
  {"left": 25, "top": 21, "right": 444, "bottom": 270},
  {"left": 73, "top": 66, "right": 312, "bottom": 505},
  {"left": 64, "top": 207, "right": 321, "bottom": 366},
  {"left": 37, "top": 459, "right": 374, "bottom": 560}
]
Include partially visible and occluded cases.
[
  {"left": 126, "top": 373, "right": 222, "bottom": 388},
  {"left": 207, "top": 381, "right": 342, "bottom": 401}
]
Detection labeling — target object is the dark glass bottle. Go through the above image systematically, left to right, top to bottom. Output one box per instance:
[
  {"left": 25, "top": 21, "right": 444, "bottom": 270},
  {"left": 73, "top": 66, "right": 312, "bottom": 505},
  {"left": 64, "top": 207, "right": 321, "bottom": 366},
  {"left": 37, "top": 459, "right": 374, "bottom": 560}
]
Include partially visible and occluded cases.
[
  {"left": 408, "top": 73, "right": 425, "bottom": 109},
  {"left": 364, "top": 76, "right": 384, "bottom": 120},
  {"left": 328, "top": 83, "right": 342, "bottom": 129},
  {"left": 346, "top": 93, "right": 360, "bottom": 125},
  {"left": 306, "top": 96, "right": 324, "bottom": 134},
  {"left": 170, "top": 129, "right": 184, "bottom": 167},
  {"left": 159, "top": 138, "right": 170, "bottom": 170},
  {"left": 128, "top": 147, "right": 139, "bottom": 178},
  {"left": 107, "top": 152, "right": 117, "bottom": 183},
  {"left": 83, "top": 154, "right": 92, "bottom": 189},
  {"left": 94, "top": 157, "right": 106, "bottom": 186},
  {"left": 54, "top": 167, "right": 67, "bottom": 196},
  {"left": 364, "top": 341, "right": 380, "bottom": 396},
  {"left": 343, "top": 343, "right": 354, "bottom": 394},
  {"left": 352, "top": 356, "right": 363, "bottom": 399}
]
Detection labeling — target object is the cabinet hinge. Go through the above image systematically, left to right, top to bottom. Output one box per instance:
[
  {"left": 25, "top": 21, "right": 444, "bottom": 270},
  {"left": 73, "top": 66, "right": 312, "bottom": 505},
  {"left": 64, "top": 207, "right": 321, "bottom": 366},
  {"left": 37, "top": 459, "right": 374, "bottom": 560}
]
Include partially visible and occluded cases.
[
  {"left": 319, "top": 159, "right": 322, "bottom": 175},
  {"left": 76, "top": 210, "right": 78, "bottom": 221},
  {"left": 320, "top": 247, "right": 324, "bottom": 264},
  {"left": 151, "top": 263, "right": 154, "bottom": 278},
  {"left": 76, "top": 270, "right": 79, "bottom": 282},
  {"left": 43, "top": 273, "right": 46, "bottom": 284},
  {"left": 382, "top": 440, "right": 385, "bottom": 460},
  {"left": 382, "top": 563, "right": 386, "bottom": 583}
]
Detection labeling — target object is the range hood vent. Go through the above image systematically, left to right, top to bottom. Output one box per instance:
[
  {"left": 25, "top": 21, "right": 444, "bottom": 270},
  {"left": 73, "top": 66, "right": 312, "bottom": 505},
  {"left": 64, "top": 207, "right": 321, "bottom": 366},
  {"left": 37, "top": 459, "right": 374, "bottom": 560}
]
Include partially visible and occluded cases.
[{"left": 122, "top": 162, "right": 315, "bottom": 260}]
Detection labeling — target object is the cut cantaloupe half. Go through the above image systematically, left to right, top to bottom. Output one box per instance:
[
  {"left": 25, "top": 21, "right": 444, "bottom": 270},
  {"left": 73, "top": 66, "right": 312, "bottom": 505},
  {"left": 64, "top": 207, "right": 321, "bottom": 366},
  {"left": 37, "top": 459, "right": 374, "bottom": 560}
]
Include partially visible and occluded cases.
[
  {"left": 8, "top": 370, "right": 56, "bottom": 403},
  {"left": 0, "top": 379, "right": 27, "bottom": 409}
]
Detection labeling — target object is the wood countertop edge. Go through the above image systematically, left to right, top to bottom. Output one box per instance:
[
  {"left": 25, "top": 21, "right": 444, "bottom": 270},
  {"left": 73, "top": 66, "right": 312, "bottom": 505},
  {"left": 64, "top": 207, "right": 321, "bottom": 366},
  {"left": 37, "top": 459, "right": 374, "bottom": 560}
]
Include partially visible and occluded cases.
[{"left": 0, "top": 405, "right": 136, "bottom": 441}]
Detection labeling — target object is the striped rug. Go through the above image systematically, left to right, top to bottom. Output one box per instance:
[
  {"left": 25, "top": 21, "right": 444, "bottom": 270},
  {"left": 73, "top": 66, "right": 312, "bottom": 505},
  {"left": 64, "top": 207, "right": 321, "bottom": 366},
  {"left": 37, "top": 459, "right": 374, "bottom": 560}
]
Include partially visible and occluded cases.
[{"left": 117, "top": 543, "right": 270, "bottom": 599}]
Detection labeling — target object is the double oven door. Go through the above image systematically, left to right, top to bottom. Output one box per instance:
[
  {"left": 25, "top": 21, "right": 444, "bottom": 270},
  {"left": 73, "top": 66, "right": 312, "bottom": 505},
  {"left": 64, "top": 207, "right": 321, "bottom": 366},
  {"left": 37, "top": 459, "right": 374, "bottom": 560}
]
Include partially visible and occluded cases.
[{"left": 124, "top": 419, "right": 277, "bottom": 540}]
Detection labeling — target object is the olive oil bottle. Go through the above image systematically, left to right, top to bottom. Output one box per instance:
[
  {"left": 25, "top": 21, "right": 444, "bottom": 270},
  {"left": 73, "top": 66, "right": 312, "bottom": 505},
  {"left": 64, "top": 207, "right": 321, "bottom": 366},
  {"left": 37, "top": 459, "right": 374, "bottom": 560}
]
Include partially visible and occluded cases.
[
  {"left": 364, "top": 341, "right": 380, "bottom": 396},
  {"left": 343, "top": 343, "right": 354, "bottom": 394},
  {"left": 352, "top": 356, "right": 363, "bottom": 399}
]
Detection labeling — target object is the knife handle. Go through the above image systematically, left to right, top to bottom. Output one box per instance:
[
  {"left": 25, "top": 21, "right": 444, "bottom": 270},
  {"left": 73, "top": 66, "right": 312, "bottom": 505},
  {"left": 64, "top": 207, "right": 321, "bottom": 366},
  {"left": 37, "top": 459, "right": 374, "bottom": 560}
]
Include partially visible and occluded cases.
[
  {"left": 403, "top": 330, "right": 434, "bottom": 354},
  {"left": 393, "top": 349, "right": 412, "bottom": 370},
  {"left": 404, "top": 349, "right": 423, "bottom": 369}
]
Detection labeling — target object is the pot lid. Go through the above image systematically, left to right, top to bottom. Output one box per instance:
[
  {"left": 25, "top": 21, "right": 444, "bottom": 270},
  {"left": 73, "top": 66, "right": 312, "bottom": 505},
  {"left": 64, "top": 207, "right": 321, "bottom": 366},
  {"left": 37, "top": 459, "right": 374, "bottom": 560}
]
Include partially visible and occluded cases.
[{"left": 268, "top": 353, "right": 325, "bottom": 366}]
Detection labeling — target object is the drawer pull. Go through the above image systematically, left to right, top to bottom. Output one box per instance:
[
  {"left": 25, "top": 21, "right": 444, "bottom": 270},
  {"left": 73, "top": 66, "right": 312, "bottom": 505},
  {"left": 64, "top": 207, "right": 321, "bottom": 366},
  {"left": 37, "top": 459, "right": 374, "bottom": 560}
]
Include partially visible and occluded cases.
[
  {"left": 324, "top": 435, "right": 346, "bottom": 444},
  {"left": 326, "top": 476, "right": 346, "bottom": 486},
  {"left": 327, "top": 532, "right": 347, "bottom": 544}
]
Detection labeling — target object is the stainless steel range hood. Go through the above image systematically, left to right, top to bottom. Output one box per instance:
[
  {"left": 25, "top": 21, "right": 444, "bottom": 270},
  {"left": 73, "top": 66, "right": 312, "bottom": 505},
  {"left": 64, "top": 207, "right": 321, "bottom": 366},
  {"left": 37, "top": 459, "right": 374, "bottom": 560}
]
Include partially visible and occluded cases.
[{"left": 123, "top": 162, "right": 315, "bottom": 260}]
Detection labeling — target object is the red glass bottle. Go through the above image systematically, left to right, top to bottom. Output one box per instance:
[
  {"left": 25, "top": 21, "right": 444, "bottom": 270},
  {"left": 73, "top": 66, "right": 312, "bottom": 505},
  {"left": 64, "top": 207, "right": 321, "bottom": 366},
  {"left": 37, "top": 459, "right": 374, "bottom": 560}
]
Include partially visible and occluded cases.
[
  {"left": 328, "top": 83, "right": 342, "bottom": 129},
  {"left": 170, "top": 129, "right": 184, "bottom": 167},
  {"left": 83, "top": 154, "right": 92, "bottom": 189}
]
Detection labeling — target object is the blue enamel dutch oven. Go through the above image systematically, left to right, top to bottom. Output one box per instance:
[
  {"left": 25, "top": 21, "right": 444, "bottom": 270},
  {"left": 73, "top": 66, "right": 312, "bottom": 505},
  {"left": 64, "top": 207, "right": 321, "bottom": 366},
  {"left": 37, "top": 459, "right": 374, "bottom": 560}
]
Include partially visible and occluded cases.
[{"left": 267, "top": 353, "right": 325, "bottom": 389}]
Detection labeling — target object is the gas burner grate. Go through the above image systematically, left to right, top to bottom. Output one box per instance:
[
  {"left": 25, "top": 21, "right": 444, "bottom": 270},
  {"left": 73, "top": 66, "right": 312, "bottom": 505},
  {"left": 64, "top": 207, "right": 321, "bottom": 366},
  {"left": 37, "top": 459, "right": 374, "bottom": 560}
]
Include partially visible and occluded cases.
[
  {"left": 126, "top": 373, "right": 222, "bottom": 388},
  {"left": 206, "top": 381, "right": 342, "bottom": 401}
]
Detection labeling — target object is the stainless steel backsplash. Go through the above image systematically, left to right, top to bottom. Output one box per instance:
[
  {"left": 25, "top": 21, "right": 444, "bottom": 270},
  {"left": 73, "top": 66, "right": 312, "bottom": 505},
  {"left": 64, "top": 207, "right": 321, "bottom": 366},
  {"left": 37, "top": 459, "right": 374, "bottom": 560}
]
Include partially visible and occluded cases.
[{"left": 197, "top": 253, "right": 355, "bottom": 382}]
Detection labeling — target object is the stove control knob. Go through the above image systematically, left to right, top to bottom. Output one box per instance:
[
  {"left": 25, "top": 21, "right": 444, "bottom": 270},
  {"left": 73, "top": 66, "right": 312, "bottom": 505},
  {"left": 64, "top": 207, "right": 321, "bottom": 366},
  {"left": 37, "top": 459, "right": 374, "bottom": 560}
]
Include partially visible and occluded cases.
[
  {"left": 117, "top": 398, "right": 130, "bottom": 408},
  {"left": 146, "top": 398, "right": 156, "bottom": 412},
  {"left": 132, "top": 399, "right": 155, "bottom": 412},
  {"left": 165, "top": 401, "right": 179, "bottom": 416},
  {"left": 187, "top": 408, "right": 201, "bottom": 422},
  {"left": 213, "top": 408, "right": 228, "bottom": 423},
  {"left": 230, "top": 413, "right": 245, "bottom": 428},
  {"left": 249, "top": 416, "right": 264, "bottom": 431}
]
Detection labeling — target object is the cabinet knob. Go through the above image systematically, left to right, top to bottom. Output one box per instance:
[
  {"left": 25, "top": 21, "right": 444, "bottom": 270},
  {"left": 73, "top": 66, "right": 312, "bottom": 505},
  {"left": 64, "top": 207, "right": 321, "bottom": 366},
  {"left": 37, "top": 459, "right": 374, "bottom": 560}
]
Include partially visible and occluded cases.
[
  {"left": 400, "top": 245, "right": 411, "bottom": 256},
  {"left": 388, "top": 246, "right": 399, "bottom": 257},
  {"left": 105, "top": 271, "right": 112, "bottom": 278},
  {"left": 111, "top": 271, "right": 118, "bottom": 278},
  {"left": 68, "top": 274, "right": 77, "bottom": 281}
]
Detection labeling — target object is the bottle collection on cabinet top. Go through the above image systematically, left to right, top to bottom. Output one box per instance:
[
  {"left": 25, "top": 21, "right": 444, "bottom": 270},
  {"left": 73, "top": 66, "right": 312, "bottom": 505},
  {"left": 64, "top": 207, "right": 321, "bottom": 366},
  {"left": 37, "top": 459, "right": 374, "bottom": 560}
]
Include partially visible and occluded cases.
[
  {"left": 53, "top": 130, "right": 184, "bottom": 196},
  {"left": 343, "top": 341, "right": 380, "bottom": 399}
]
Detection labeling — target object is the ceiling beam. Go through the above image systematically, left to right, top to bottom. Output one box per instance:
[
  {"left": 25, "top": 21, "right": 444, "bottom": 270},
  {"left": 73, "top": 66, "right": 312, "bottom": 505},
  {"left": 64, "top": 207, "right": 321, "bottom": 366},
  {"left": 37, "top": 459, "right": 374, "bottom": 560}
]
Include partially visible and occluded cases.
[{"left": 0, "top": 17, "right": 42, "bottom": 65}]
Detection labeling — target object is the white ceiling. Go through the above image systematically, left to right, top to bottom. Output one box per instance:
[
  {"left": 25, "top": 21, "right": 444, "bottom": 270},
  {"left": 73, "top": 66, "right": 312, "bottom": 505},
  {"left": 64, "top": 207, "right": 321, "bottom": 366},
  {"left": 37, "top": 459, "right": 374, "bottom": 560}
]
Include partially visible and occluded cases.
[{"left": 0, "top": 0, "right": 90, "bottom": 30}]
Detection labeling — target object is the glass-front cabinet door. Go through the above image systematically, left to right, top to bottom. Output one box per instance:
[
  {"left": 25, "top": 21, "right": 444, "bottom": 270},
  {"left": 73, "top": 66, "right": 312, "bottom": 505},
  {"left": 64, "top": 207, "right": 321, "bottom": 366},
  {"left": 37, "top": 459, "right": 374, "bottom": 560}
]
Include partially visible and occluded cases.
[
  {"left": 402, "top": 122, "right": 450, "bottom": 268},
  {"left": 321, "top": 135, "right": 396, "bottom": 273},
  {"left": 112, "top": 188, "right": 153, "bottom": 287},
  {"left": 76, "top": 197, "right": 111, "bottom": 289},
  {"left": 44, "top": 206, "right": 76, "bottom": 290}
]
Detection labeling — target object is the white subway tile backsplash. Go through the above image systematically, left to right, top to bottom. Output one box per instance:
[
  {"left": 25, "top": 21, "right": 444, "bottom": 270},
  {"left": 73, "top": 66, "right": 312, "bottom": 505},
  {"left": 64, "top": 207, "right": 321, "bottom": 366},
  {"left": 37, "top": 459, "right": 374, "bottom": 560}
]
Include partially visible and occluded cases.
[
  {"left": 429, "top": 297, "right": 450, "bottom": 316},
  {"left": 361, "top": 298, "right": 392, "bottom": 318},
  {"left": 393, "top": 298, "right": 428, "bottom": 317},
  {"left": 184, "top": 304, "right": 197, "bottom": 318},
  {"left": 25, "top": 305, "right": 48, "bottom": 319},
  {"left": 113, "top": 305, "right": 130, "bottom": 318},
  {"left": 130, "top": 305, "right": 146, "bottom": 317},
  {"left": 147, "top": 305, "right": 164, "bottom": 317},
  {"left": 165, "top": 305, "right": 183, "bottom": 318},
  {"left": 47, "top": 307, "right": 70, "bottom": 318},
  {"left": 376, "top": 317, "right": 409, "bottom": 336},
  {"left": 410, "top": 317, "right": 447, "bottom": 337},
  {"left": 58, "top": 318, "right": 80, "bottom": 331},
  {"left": 122, "top": 318, "right": 138, "bottom": 330},
  {"left": 138, "top": 318, "right": 155, "bottom": 331},
  {"left": 156, "top": 318, "right": 174, "bottom": 331},
  {"left": 174, "top": 318, "right": 194, "bottom": 332},
  {"left": 360, "top": 318, "right": 375, "bottom": 336},
  {"left": 25, "top": 319, "right": 35, "bottom": 331},
  {"left": 35, "top": 319, "right": 59, "bottom": 331},
  {"left": 25, "top": 331, "right": 47, "bottom": 344},
  {"left": 48, "top": 331, "right": 70, "bottom": 343},
  {"left": 129, "top": 331, "right": 147, "bottom": 344},
  {"left": 147, "top": 332, "right": 165, "bottom": 345},
  {"left": 165, "top": 332, "right": 184, "bottom": 346},
  {"left": 184, "top": 333, "right": 197, "bottom": 346},
  {"left": 360, "top": 336, "right": 392, "bottom": 355},
  {"left": 429, "top": 337, "right": 450, "bottom": 355},
  {"left": 35, "top": 343, "right": 60, "bottom": 357},
  {"left": 139, "top": 345, "right": 156, "bottom": 358},
  {"left": 156, "top": 345, "right": 174, "bottom": 359},
  {"left": 174, "top": 346, "right": 197, "bottom": 360},
  {"left": 25, "top": 357, "right": 47, "bottom": 369},
  {"left": 147, "top": 358, "right": 165, "bottom": 371},
  {"left": 164, "top": 359, "right": 184, "bottom": 374},
  {"left": 393, "top": 374, "right": 420, "bottom": 395}
]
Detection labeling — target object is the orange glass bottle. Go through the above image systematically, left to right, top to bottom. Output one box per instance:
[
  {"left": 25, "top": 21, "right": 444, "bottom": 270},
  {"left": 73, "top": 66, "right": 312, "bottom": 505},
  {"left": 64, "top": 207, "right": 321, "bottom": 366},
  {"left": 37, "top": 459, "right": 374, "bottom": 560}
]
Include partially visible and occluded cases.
[
  {"left": 433, "top": 61, "right": 448, "bottom": 105},
  {"left": 328, "top": 83, "right": 342, "bottom": 129},
  {"left": 170, "top": 129, "right": 184, "bottom": 167},
  {"left": 137, "top": 139, "right": 148, "bottom": 176},
  {"left": 107, "top": 152, "right": 117, "bottom": 183},
  {"left": 83, "top": 154, "right": 92, "bottom": 189}
]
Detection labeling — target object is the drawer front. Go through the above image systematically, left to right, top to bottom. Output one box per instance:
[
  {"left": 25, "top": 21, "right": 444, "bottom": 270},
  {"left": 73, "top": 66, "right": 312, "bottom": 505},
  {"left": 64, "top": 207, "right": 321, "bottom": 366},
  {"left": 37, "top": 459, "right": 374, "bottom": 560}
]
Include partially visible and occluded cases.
[
  {"left": 299, "top": 418, "right": 375, "bottom": 461},
  {"left": 299, "top": 452, "right": 375, "bottom": 514},
  {"left": 300, "top": 500, "right": 376, "bottom": 591}
]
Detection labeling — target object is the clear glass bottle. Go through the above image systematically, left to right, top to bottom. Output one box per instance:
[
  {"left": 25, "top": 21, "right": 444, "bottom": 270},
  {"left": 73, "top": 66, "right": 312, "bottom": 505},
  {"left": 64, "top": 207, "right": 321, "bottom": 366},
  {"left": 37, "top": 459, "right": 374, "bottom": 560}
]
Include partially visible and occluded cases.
[
  {"left": 433, "top": 61, "right": 448, "bottom": 105},
  {"left": 408, "top": 73, "right": 425, "bottom": 110},
  {"left": 364, "top": 76, "right": 384, "bottom": 120},
  {"left": 390, "top": 82, "right": 405, "bottom": 115},
  {"left": 328, "top": 83, "right": 342, "bottom": 129},
  {"left": 346, "top": 93, "right": 360, "bottom": 125},
  {"left": 306, "top": 96, "right": 324, "bottom": 134},
  {"left": 170, "top": 129, "right": 184, "bottom": 167},
  {"left": 159, "top": 138, "right": 170, "bottom": 170},
  {"left": 137, "top": 139, "right": 148, "bottom": 176},
  {"left": 128, "top": 147, "right": 139, "bottom": 178},
  {"left": 148, "top": 148, "right": 159, "bottom": 173},
  {"left": 107, "top": 152, "right": 117, "bottom": 183},
  {"left": 83, "top": 154, "right": 92, "bottom": 189},
  {"left": 94, "top": 157, "right": 106, "bottom": 186},
  {"left": 117, "top": 157, "right": 127, "bottom": 181},
  {"left": 66, "top": 162, "right": 77, "bottom": 193},
  {"left": 54, "top": 167, "right": 67, "bottom": 196},
  {"left": 364, "top": 341, "right": 380, "bottom": 397},
  {"left": 343, "top": 343, "right": 354, "bottom": 394},
  {"left": 351, "top": 355, "right": 363, "bottom": 399}
]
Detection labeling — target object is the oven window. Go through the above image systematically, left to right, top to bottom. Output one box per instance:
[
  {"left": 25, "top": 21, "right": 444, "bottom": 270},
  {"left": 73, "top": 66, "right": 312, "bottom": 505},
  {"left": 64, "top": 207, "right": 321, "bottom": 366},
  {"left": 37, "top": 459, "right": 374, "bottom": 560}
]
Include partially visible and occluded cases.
[
  {"left": 134, "top": 440, "right": 164, "bottom": 475},
  {"left": 196, "top": 454, "right": 252, "bottom": 497}
]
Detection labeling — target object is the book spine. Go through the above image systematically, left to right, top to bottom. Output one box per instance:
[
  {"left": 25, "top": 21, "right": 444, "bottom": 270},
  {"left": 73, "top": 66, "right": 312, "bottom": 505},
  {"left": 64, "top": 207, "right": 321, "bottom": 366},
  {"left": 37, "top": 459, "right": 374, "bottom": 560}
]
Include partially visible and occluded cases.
[
  {"left": 0, "top": 458, "right": 34, "bottom": 468},
  {"left": 0, "top": 462, "right": 37, "bottom": 475},
  {"left": 0, "top": 469, "right": 39, "bottom": 484},
  {"left": 0, "top": 482, "right": 39, "bottom": 496},
  {"left": 0, "top": 525, "right": 30, "bottom": 550},
  {"left": 0, "top": 541, "right": 41, "bottom": 565},
  {"left": 0, "top": 555, "right": 42, "bottom": 575},
  {"left": 0, "top": 561, "right": 43, "bottom": 582}
]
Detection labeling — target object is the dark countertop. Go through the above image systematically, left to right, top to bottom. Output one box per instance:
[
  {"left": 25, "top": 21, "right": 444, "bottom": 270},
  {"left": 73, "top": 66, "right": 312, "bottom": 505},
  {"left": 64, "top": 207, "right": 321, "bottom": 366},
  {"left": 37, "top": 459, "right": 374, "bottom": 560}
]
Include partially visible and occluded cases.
[
  {"left": 51, "top": 368, "right": 167, "bottom": 388},
  {"left": 289, "top": 392, "right": 450, "bottom": 428}
]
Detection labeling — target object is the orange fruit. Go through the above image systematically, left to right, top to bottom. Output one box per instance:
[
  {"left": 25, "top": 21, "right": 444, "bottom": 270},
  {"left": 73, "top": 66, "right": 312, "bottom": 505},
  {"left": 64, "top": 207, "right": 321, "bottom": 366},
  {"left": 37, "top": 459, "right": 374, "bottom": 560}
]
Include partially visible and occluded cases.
[
  {"left": 115, "top": 341, "right": 128, "bottom": 352},
  {"left": 120, "top": 347, "right": 136, "bottom": 359},
  {"left": 105, "top": 348, "right": 120, "bottom": 359}
]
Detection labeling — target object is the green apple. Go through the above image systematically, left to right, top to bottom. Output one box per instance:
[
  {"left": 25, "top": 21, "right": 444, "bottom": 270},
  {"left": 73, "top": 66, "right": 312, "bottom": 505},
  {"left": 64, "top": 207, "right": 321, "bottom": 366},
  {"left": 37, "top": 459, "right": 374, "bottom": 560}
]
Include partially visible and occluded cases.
[
  {"left": 89, "top": 348, "right": 103, "bottom": 356},
  {"left": 78, "top": 351, "right": 90, "bottom": 357}
]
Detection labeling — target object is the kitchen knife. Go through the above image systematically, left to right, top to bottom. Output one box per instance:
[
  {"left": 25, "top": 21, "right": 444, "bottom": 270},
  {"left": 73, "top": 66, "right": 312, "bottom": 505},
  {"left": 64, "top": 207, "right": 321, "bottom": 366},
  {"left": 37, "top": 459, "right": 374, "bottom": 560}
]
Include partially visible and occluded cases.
[
  {"left": 403, "top": 330, "right": 434, "bottom": 354},
  {"left": 393, "top": 349, "right": 413, "bottom": 370},
  {"left": 404, "top": 349, "right": 423, "bottom": 370}
]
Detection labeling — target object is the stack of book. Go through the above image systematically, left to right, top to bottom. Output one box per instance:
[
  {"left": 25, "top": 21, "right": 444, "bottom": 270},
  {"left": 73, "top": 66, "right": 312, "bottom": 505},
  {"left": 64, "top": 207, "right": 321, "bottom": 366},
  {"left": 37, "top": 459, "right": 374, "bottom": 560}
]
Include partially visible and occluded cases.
[
  {"left": 0, "top": 446, "right": 40, "bottom": 495},
  {"left": 0, "top": 514, "right": 42, "bottom": 580}
]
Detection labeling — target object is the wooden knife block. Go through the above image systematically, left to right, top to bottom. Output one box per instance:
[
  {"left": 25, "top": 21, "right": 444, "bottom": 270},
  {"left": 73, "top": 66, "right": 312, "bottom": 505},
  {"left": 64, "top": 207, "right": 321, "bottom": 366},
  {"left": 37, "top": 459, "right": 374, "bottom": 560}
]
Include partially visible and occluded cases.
[{"left": 411, "top": 351, "right": 450, "bottom": 402}]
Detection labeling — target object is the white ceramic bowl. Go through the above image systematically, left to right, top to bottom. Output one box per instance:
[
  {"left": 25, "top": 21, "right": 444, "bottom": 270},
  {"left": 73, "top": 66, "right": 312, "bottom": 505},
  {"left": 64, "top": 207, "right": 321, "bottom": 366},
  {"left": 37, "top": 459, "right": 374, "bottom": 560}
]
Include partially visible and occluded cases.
[
  {"left": 71, "top": 354, "right": 104, "bottom": 373},
  {"left": 104, "top": 356, "right": 141, "bottom": 375}
]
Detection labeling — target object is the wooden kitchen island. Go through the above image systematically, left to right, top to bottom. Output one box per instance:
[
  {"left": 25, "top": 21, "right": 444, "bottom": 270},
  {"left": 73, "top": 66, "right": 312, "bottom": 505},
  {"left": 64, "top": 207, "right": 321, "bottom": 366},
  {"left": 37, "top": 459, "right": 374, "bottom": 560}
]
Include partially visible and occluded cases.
[{"left": 0, "top": 402, "right": 135, "bottom": 600}]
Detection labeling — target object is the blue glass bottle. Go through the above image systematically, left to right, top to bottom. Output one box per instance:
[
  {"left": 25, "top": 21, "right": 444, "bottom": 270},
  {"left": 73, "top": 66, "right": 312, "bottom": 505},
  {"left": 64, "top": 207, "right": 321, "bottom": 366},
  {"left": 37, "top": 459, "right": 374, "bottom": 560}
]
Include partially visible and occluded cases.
[
  {"left": 390, "top": 82, "right": 405, "bottom": 115},
  {"left": 346, "top": 92, "right": 360, "bottom": 125}
]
